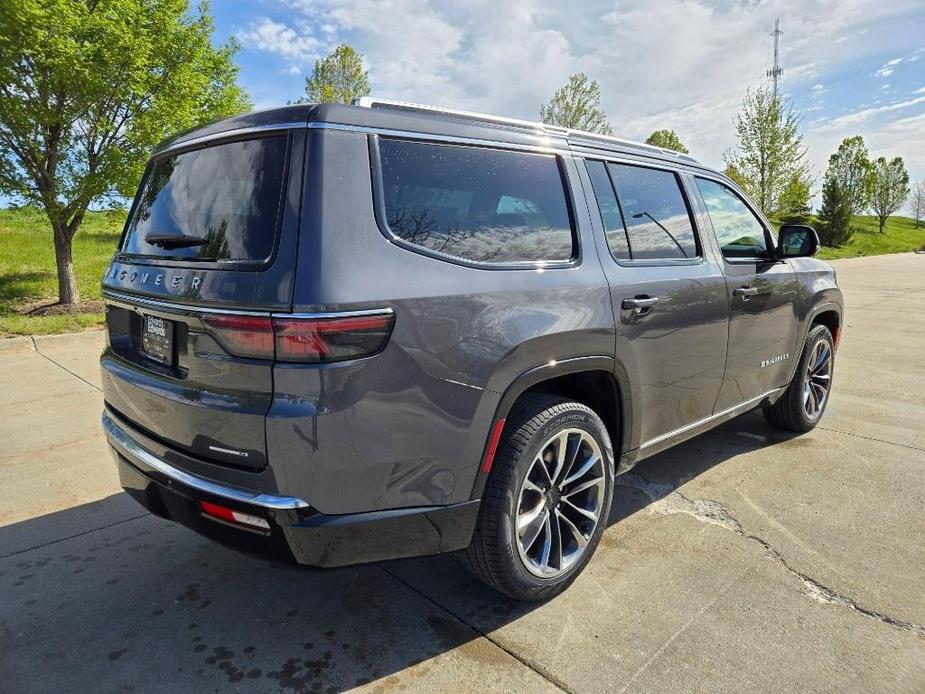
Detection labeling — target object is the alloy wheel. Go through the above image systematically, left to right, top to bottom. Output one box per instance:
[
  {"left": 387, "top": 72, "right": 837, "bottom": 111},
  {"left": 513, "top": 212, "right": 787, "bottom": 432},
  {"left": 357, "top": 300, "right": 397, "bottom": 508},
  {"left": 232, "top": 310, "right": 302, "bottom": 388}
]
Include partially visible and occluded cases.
[
  {"left": 803, "top": 339, "right": 832, "bottom": 420},
  {"left": 515, "top": 428, "right": 606, "bottom": 578}
]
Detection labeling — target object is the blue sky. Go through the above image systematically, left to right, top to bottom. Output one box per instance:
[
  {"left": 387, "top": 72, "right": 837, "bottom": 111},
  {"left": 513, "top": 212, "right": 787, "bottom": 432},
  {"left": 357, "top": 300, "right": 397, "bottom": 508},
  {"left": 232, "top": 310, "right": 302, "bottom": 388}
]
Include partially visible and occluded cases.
[{"left": 209, "top": 0, "right": 925, "bottom": 197}]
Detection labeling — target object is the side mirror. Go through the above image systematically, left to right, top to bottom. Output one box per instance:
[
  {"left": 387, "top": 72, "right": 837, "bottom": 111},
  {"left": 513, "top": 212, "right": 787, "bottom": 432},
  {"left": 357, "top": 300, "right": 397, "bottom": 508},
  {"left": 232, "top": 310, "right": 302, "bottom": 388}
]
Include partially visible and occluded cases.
[{"left": 777, "top": 224, "right": 819, "bottom": 259}]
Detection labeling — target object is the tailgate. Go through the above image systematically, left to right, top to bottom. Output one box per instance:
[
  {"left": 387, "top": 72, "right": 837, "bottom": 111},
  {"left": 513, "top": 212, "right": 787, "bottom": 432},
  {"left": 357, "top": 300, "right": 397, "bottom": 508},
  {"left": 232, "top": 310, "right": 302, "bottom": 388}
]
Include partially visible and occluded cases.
[{"left": 100, "top": 127, "right": 306, "bottom": 471}]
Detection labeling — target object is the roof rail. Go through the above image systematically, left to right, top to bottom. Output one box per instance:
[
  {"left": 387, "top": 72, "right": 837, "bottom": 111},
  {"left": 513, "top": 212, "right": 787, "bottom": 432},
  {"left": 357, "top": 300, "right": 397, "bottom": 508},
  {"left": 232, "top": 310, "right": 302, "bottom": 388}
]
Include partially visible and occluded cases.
[
  {"left": 354, "top": 96, "right": 698, "bottom": 163},
  {"left": 354, "top": 96, "right": 567, "bottom": 135}
]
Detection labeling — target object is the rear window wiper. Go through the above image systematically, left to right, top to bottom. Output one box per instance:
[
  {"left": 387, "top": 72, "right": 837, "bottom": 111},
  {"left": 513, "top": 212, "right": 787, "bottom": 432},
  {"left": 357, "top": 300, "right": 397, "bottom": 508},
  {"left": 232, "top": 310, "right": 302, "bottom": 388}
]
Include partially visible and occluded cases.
[{"left": 144, "top": 232, "right": 207, "bottom": 249}]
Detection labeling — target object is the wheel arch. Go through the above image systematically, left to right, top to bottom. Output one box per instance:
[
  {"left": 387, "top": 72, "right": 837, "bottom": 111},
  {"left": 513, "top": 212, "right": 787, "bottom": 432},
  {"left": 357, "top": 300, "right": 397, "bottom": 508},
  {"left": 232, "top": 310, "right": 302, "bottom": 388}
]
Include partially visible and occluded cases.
[{"left": 469, "top": 356, "right": 634, "bottom": 500}]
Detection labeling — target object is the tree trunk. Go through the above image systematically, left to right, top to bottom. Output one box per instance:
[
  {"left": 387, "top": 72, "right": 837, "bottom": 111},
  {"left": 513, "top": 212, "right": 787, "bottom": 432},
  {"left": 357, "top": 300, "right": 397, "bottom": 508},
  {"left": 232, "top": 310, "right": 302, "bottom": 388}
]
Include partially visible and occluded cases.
[
  {"left": 878, "top": 216, "right": 886, "bottom": 233},
  {"left": 53, "top": 227, "right": 79, "bottom": 305}
]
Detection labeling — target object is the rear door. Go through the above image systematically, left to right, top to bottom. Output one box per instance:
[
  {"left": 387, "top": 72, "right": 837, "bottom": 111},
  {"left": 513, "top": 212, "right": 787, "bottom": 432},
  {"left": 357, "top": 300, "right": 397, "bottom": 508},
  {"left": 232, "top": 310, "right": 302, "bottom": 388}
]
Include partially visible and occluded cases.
[
  {"left": 101, "top": 129, "right": 306, "bottom": 470},
  {"left": 582, "top": 158, "right": 729, "bottom": 448},
  {"left": 691, "top": 176, "right": 799, "bottom": 410}
]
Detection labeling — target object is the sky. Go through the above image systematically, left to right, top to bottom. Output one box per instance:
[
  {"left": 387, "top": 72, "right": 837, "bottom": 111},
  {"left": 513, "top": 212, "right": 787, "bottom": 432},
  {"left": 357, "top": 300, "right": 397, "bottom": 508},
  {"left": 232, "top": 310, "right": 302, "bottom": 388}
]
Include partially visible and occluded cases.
[{"left": 207, "top": 0, "right": 925, "bottom": 204}]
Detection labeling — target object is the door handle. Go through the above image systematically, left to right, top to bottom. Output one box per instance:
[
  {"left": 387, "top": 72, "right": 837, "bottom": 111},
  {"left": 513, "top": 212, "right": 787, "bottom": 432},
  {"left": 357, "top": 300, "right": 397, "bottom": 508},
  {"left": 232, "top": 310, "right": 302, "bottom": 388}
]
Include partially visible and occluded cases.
[
  {"left": 733, "top": 286, "right": 759, "bottom": 300},
  {"left": 622, "top": 297, "right": 660, "bottom": 314}
]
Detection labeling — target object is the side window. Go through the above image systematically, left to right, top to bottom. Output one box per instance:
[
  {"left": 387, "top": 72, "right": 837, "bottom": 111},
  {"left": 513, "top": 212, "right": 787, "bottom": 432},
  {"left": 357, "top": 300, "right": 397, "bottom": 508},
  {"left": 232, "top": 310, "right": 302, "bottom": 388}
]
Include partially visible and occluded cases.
[
  {"left": 377, "top": 139, "right": 575, "bottom": 264},
  {"left": 585, "top": 160, "right": 631, "bottom": 260},
  {"left": 607, "top": 163, "right": 699, "bottom": 260},
  {"left": 695, "top": 178, "right": 770, "bottom": 260}
]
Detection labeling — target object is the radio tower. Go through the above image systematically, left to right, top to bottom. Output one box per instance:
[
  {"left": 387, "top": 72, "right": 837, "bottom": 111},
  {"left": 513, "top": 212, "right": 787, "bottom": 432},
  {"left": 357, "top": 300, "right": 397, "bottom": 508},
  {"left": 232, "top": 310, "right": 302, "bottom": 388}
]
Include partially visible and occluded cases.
[{"left": 767, "top": 18, "right": 783, "bottom": 101}]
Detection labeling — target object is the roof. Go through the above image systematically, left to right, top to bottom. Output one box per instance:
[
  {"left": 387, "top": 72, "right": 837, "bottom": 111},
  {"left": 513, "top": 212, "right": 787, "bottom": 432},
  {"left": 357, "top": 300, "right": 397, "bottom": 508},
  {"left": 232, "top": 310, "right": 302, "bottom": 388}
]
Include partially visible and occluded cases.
[{"left": 154, "top": 98, "right": 705, "bottom": 172}]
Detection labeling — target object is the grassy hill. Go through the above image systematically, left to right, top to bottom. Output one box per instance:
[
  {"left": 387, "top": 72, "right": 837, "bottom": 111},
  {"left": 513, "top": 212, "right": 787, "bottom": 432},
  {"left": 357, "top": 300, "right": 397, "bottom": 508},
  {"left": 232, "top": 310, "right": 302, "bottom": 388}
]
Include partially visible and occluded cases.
[
  {"left": 0, "top": 207, "right": 922, "bottom": 336},
  {"left": 816, "top": 215, "right": 924, "bottom": 260}
]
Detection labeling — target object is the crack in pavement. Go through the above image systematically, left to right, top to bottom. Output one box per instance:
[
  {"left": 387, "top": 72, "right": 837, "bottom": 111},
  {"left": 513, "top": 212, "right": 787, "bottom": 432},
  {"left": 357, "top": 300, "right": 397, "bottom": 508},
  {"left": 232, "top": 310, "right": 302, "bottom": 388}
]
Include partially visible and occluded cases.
[
  {"left": 30, "top": 336, "right": 102, "bottom": 393},
  {"left": 618, "top": 473, "right": 925, "bottom": 639}
]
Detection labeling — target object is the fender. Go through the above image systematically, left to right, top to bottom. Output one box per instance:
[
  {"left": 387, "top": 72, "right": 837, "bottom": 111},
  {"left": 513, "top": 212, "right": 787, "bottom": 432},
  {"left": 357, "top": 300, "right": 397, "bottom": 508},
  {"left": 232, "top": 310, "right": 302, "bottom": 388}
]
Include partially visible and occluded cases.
[
  {"left": 784, "top": 300, "right": 842, "bottom": 385},
  {"left": 468, "top": 355, "right": 637, "bottom": 500}
]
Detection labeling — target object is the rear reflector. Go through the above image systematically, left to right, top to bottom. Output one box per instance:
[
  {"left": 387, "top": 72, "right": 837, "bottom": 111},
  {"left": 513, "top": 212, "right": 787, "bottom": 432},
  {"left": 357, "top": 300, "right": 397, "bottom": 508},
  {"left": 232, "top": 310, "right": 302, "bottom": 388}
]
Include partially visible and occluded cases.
[
  {"left": 202, "top": 311, "right": 394, "bottom": 363},
  {"left": 480, "top": 418, "right": 506, "bottom": 474},
  {"left": 199, "top": 500, "right": 270, "bottom": 531}
]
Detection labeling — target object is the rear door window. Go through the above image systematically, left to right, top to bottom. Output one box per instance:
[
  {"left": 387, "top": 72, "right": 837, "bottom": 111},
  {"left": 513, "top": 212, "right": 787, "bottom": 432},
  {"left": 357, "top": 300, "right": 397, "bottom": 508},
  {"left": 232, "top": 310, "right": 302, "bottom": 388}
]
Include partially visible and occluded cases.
[
  {"left": 122, "top": 135, "right": 288, "bottom": 264},
  {"left": 377, "top": 139, "right": 575, "bottom": 264},
  {"left": 585, "top": 160, "right": 631, "bottom": 260},
  {"left": 607, "top": 163, "right": 699, "bottom": 260}
]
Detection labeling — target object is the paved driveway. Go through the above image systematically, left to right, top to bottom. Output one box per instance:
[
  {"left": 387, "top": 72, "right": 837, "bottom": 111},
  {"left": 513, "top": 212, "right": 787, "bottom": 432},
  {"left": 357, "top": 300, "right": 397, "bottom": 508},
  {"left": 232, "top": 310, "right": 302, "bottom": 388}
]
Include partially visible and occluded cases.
[{"left": 2, "top": 254, "right": 923, "bottom": 693}]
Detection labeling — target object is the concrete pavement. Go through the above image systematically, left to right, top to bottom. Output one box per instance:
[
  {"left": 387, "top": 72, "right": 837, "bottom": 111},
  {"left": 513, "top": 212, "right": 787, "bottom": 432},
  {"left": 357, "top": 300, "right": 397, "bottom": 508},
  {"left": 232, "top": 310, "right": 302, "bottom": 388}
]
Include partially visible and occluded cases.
[{"left": 1, "top": 253, "right": 923, "bottom": 692}]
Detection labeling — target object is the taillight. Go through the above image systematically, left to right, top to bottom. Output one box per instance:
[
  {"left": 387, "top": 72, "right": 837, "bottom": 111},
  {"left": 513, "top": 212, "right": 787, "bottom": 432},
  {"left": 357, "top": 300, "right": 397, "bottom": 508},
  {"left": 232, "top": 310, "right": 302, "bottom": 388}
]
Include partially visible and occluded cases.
[
  {"left": 202, "top": 311, "right": 394, "bottom": 363},
  {"left": 201, "top": 315, "right": 275, "bottom": 359}
]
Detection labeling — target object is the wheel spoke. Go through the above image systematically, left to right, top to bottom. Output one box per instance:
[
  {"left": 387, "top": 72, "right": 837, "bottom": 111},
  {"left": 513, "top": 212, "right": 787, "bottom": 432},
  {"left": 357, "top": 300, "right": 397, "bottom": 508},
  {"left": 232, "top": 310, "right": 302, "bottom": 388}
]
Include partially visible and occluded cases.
[
  {"left": 549, "top": 432, "right": 570, "bottom": 486},
  {"left": 561, "top": 434, "right": 584, "bottom": 486},
  {"left": 562, "top": 453, "right": 600, "bottom": 488},
  {"left": 534, "top": 455, "right": 553, "bottom": 487},
  {"left": 562, "top": 475, "right": 604, "bottom": 498},
  {"left": 522, "top": 476, "right": 545, "bottom": 495},
  {"left": 562, "top": 496, "right": 598, "bottom": 523},
  {"left": 517, "top": 501, "right": 545, "bottom": 533},
  {"left": 519, "top": 507, "right": 548, "bottom": 552},
  {"left": 550, "top": 507, "right": 563, "bottom": 571},
  {"left": 556, "top": 509, "right": 588, "bottom": 550},
  {"left": 538, "top": 512, "right": 553, "bottom": 570}
]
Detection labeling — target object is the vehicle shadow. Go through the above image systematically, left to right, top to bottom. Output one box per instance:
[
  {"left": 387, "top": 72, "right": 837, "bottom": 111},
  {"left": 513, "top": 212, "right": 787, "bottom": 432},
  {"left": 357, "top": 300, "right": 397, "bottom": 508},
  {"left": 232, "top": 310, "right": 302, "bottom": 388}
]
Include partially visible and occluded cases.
[{"left": 0, "top": 411, "right": 797, "bottom": 692}]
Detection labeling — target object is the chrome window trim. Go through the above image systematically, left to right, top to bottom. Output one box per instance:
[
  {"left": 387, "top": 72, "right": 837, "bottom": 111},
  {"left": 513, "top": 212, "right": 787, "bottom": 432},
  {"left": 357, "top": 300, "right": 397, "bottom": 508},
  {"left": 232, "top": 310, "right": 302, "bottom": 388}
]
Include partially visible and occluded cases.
[
  {"left": 155, "top": 122, "right": 308, "bottom": 155},
  {"left": 102, "top": 288, "right": 394, "bottom": 320},
  {"left": 639, "top": 387, "right": 785, "bottom": 450},
  {"left": 103, "top": 410, "right": 310, "bottom": 510}
]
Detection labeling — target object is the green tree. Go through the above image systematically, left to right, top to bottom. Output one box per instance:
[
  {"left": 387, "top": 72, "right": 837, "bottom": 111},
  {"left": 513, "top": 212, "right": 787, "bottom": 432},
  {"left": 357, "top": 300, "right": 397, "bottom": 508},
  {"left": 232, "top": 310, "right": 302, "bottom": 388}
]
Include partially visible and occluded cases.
[
  {"left": 0, "top": 0, "right": 249, "bottom": 305},
  {"left": 302, "top": 44, "right": 370, "bottom": 104},
  {"left": 540, "top": 73, "right": 614, "bottom": 136},
  {"left": 723, "top": 86, "right": 807, "bottom": 215},
  {"left": 645, "top": 129, "right": 689, "bottom": 154},
  {"left": 817, "top": 136, "right": 875, "bottom": 246},
  {"left": 824, "top": 136, "right": 874, "bottom": 216},
  {"left": 869, "top": 156, "right": 910, "bottom": 233},
  {"left": 723, "top": 164, "right": 750, "bottom": 191},
  {"left": 777, "top": 172, "right": 813, "bottom": 223},
  {"left": 818, "top": 178, "right": 854, "bottom": 247}
]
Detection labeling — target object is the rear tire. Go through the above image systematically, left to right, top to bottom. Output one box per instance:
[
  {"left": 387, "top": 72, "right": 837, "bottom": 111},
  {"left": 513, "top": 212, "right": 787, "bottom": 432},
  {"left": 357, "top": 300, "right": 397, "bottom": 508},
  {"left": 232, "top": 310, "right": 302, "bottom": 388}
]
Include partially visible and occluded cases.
[
  {"left": 763, "top": 324, "right": 835, "bottom": 432},
  {"left": 462, "top": 394, "right": 614, "bottom": 601}
]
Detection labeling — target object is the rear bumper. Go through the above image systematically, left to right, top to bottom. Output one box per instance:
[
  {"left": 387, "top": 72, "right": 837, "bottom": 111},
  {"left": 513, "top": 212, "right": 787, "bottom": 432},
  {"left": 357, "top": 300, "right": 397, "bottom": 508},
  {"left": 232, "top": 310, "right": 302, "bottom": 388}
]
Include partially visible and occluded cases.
[{"left": 103, "top": 411, "right": 480, "bottom": 568}]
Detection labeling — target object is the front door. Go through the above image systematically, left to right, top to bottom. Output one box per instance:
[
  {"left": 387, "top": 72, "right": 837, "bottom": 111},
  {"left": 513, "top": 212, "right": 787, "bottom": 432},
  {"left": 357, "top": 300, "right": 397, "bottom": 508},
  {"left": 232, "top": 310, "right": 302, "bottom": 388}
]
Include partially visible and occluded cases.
[
  {"left": 582, "top": 159, "right": 729, "bottom": 447},
  {"left": 692, "top": 176, "right": 800, "bottom": 410}
]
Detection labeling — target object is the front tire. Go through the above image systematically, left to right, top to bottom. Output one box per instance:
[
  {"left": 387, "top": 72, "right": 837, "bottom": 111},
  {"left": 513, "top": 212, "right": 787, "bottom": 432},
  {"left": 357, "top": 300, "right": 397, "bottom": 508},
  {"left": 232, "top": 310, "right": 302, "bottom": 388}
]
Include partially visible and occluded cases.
[
  {"left": 763, "top": 324, "right": 835, "bottom": 432},
  {"left": 462, "top": 395, "right": 614, "bottom": 601}
]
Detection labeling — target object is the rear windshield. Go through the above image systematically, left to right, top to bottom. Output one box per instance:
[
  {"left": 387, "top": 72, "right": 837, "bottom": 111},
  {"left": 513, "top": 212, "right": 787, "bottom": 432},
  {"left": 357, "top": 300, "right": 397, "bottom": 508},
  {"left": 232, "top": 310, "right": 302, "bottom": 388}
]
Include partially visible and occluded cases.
[{"left": 121, "top": 136, "right": 288, "bottom": 263}]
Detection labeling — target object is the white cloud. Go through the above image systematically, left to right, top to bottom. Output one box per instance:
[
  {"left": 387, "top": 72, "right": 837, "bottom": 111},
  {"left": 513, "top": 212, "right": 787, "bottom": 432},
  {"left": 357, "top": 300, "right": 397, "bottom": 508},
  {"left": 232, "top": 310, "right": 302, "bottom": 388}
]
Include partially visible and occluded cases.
[{"left": 237, "top": 17, "right": 324, "bottom": 64}]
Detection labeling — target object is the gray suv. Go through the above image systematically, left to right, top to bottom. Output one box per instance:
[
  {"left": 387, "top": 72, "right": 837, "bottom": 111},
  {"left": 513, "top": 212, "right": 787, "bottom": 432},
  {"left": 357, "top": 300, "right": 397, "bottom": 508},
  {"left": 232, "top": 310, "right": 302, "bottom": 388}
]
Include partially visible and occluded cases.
[{"left": 101, "top": 98, "right": 842, "bottom": 601}]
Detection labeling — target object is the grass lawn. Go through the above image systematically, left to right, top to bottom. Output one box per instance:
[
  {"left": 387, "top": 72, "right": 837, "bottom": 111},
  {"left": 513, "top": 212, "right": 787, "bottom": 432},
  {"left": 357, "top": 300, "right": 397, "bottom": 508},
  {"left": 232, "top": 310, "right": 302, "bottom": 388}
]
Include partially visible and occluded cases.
[
  {"left": 0, "top": 207, "right": 124, "bottom": 336},
  {"left": 0, "top": 207, "right": 922, "bottom": 337},
  {"left": 816, "top": 215, "right": 924, "bottom": 260}
]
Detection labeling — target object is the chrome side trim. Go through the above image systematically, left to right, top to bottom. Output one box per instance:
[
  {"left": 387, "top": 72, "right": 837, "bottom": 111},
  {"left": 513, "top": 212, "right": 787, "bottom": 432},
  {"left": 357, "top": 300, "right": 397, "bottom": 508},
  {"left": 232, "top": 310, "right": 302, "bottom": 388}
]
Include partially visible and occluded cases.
[
  {"left": 102, "top": 288, "right": 394, "bottom": 320},
  {"left": 103, "top": 288, "right": 271, "bottom": 316},
  {"left": 639, "top": 387, "right": 785, "bottom": 450},
  {"left": 102, "top": 411, "right": 310, "bottom": 510}
]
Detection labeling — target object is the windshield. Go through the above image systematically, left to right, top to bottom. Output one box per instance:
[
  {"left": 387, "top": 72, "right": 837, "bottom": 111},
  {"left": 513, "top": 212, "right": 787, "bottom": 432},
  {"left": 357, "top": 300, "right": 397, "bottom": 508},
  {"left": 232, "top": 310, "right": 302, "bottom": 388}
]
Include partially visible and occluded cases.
[{"left": 122, "top": 135, "right": 288, "bottom": 263}]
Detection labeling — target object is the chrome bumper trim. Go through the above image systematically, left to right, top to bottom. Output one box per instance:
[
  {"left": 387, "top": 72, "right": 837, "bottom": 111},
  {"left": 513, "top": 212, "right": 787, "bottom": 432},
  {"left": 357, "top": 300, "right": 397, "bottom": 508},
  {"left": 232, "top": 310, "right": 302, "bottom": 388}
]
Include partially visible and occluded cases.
[{"left": 102, "top": 410, "right": 310, "bottom": 510}]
